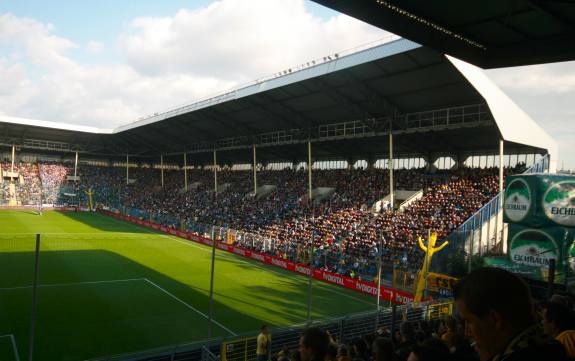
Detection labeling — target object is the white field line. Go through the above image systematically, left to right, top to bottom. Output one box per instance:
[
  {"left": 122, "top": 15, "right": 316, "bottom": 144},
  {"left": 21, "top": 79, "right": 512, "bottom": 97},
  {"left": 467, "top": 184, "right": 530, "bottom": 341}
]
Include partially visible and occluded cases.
[
  {"left": 161, "top": 235, "right": 374, "bottom": 306},
  {"left": 0, "top": 277, "right": 235, "bottom": 336},
  {"left": 0, "top": 278, "right": 145, "bottom": 291},
  {"left": 142, "top": 278, "right": 236, "bottom": 336},
  {"left": 0, "top": 334, "right": 20, "bottom": 361}
]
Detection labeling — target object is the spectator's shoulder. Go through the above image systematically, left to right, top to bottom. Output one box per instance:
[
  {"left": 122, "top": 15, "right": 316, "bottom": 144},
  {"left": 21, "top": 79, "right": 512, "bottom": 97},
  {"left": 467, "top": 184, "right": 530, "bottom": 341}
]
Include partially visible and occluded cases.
[{"left": 504, "top": 339, "right": 567, "bottom": 361}]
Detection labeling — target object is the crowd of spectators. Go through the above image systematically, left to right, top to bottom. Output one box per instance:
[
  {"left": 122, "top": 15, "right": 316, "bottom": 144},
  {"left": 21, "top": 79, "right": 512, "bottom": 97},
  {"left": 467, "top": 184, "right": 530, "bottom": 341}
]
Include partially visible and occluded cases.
[
  {"left": 2, "top": 160, "right": 511, "bottom": 279},
  {"left": 1, "top": 162, "right": 43, "bottom": 205},
  {"left": 268, "top": 267, "right": 574, "bottom": 361}
]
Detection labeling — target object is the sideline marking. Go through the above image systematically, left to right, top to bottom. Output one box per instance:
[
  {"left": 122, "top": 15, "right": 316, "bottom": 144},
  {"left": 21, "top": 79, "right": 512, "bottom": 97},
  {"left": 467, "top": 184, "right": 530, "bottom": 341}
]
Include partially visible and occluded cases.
[
  {"left": 0, "top": 278, "right": 145, "bottom": 291},
  {"left": 143, "top": 278, "right": 236, "bottom": 336},
  {"left": 0, "top": 334, "right": 21, "bottom": 361}
]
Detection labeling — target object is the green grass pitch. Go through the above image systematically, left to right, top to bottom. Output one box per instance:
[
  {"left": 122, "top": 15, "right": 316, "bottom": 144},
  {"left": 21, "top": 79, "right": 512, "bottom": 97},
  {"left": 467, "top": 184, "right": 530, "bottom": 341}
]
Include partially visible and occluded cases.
[{"left": 0, "top": 210, "right": 377, "bottom": 361}]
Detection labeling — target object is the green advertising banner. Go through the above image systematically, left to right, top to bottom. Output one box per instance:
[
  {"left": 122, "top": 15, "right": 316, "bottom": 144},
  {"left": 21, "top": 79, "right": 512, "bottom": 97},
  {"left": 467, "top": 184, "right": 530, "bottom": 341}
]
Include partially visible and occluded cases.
[
  {"left": 504, "top": 174, "right": 575, "bottom": 228},
  {"left": 508, "top": 224, "right": 572, "bottom": 269},
  {"left": 484, "top": 256, "right": 560, "bottom": 283}
]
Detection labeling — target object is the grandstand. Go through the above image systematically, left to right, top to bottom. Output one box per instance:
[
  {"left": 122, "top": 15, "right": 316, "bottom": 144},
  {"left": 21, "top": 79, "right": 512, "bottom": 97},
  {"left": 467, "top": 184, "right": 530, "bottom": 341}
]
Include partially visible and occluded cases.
[{"left": 0, "top": 38, "right": 559, "bottom": 361}]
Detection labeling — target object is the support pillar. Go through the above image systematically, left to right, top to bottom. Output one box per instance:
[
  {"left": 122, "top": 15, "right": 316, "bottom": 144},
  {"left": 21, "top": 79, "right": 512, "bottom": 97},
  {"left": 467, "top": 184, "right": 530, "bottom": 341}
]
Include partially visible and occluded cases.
[
  {"left": 389, "top": 132, "right": 394, "bottom": 209},
  {"left": 498, "top": 140, "right": 505, "bottom": 252},
  {"left": 499, "top": 140, "right": 504, "bottom": 194},
  {"left": 308, "top": 141, "right": 313, "bottom": 203},
  {"left": 10, "top": 144, "right": 15, "bottom": 178},
  {"left": 253, "top": 145, "right": 257, "bottom": 196},
  {"left": 213, "top": 150, "right": 218, "bottom": 196},
  {"left": 74, "top": 151, "right": 79, "bottom": 184},
  {"left": 184, "top": 153, "right": 188, "bottom": 191},
  {"left": 160, "top": 155, "right": 164, "bottom": 187}
]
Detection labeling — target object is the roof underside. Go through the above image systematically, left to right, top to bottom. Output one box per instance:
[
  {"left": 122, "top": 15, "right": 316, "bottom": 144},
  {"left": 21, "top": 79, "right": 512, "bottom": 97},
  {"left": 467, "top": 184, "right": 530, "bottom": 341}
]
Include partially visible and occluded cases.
[
  {"left": 312, "top": 0, "right": 575, "bottom": 69},
  {"left": 0, "top": 41, "right": 551, "bottom": 165}
]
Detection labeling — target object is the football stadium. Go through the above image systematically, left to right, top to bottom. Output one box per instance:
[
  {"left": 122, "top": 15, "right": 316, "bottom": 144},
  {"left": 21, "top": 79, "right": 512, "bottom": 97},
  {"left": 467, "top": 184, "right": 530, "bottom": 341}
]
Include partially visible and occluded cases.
[{"left": 1, "top": 2, "right": 575, "bottom": 361}]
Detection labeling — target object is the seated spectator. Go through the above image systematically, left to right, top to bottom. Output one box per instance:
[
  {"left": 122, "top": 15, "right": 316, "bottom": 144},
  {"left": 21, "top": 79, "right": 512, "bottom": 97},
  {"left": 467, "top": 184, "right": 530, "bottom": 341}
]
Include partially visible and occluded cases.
[{"left": 454, "top": 267, "right": 568, "bottom": 361}]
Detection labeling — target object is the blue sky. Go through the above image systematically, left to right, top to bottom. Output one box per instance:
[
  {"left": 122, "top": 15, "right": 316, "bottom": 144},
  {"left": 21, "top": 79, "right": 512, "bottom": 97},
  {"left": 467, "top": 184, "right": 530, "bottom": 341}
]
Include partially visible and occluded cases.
[{"left": 0, "top": 0, "right": 573, "bottom": 169}]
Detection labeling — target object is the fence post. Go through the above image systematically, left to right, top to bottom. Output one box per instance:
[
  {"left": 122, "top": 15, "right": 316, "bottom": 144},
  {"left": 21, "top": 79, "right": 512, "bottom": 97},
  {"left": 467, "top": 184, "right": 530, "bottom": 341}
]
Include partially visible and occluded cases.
[
  {"left": 28, "top": 234, "right": 41, "bottom": 361},
  {"left": 390, "top": 304, "right": 397, "bottom": 340}
]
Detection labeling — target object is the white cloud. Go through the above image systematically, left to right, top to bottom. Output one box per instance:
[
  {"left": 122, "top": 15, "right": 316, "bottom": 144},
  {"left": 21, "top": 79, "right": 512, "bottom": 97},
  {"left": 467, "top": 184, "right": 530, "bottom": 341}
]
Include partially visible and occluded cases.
[
  {"left": 0, "top": 0, "right": 387, "bottom": 128},
  {"left": 120, "top": 0, "right": 387, "bottom": 81},
  {"left": 86, "top": 40, "right": 103, "bottom": 54},
  {"left": 487, "top": 61, "right": 575, "bottom": 95}
]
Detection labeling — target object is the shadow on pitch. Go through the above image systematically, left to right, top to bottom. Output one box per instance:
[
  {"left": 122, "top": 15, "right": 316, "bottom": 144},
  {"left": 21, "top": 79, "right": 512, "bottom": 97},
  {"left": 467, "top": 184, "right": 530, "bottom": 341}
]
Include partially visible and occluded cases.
[
  {"left": 56, "top": 211, "right": 151, "bottom": 233},
  {"left": 0, "top": 249, "right": 265, "bottom": 361}
]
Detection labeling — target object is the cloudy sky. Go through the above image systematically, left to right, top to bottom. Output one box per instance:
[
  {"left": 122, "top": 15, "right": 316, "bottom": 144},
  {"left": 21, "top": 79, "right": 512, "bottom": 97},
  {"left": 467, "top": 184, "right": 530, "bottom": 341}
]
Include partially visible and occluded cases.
[{"left": 0, "top": 0, "right": 573, "bottom": 169}]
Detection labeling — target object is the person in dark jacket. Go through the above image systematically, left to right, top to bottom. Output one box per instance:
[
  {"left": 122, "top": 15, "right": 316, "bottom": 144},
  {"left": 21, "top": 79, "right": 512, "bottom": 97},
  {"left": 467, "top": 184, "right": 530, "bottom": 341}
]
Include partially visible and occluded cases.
[
  {"left": 454, "top": 267, "right": 568, "bottom": 361},
  {"left": 299, "top": 327, "right": 330, "bottom": 361}
]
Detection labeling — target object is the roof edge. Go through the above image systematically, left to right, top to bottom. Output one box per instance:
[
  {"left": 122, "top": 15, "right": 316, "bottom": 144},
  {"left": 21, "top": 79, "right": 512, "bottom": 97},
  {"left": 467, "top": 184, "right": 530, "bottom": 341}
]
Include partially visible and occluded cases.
[
  {"left": 446, "top": 55, "right": 558, "bottom": 171},
  {"left": 0, "top": 115, "right": 114, "bottom": 134}
]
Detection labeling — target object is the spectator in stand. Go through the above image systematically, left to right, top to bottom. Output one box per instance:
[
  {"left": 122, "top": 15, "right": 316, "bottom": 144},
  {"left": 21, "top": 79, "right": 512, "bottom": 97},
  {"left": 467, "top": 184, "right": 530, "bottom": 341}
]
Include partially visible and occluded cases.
[
  {"left": 454, "top": 267, "right": 568, "bottom": 361},
  {"left": 541, "top": 301, "right": 575, "bottom": 358},
  {"left": 440, "top": 317, "right": 458, "bottom": 349},
  {"left": 396, "top": 322, "right": 416, "bottom": 361},
  {"left": 257, "top": 325, "right": 271, "bottom": 361},
  {"left": 299, "top": 327, "right": 331, "bottom": 361},
  {"left": 372, "top": 337, "right": 398, "bottom": 361},
  {"left": 407, "top": 338, "right": 451, "bottom": 361},
  {"left": 336, "top": 345, "right": 351, "bottom": 361}
]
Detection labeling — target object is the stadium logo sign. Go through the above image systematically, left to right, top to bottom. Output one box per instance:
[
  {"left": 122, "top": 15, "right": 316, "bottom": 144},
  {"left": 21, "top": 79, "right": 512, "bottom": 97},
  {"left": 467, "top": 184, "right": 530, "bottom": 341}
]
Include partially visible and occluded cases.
[
  {"left": 505, "top": 179, "right": 532, "bottom": 222},
  {"left": 542, "top": 180, "right": 575, "bottom": 227},
  {"left": 510, "top": 229, "right": 558, "bottom": 268},
  {"left": 233, "top": 248, "right": 246, "bottom": 256},
  {"left": 251, "top": 253, "right": 265, "bottom": 262},
  {"left": 271, "top": 258, "right": 288, "bottom": 269},
  {"left": 295, "top": 265, "right": 311, "bottom": 275},
  {"left": 322, "top": 272, "right": 345, "bottom": 285},
  {"left": 356, "top": 283, "right": 378, "bottom": 296},
  {"left": 395, "top": 293, "right": 412, "bottom": 305}
]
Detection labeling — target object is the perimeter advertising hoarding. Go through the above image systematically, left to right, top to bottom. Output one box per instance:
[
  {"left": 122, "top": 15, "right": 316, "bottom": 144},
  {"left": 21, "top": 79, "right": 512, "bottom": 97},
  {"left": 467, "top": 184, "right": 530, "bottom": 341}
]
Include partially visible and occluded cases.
[{"left": 504, "top": 174, "right": 575, "bottom": 228}]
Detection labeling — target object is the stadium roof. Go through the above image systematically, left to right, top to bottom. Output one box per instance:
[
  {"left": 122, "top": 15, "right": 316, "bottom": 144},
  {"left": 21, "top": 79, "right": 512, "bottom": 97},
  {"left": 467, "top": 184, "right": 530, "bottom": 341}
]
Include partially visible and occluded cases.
[
  {"left": 312, "top": 0, "right": 575, "bottom": 68},
  {"left": 0, "top": 38, "right": 556, "bottom": 167}
]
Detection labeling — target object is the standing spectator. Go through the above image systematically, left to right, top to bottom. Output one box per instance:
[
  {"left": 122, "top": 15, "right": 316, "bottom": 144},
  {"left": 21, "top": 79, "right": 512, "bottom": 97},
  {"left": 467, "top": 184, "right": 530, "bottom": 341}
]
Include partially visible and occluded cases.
[
  {"left": 454, "top": 267, "right": 568, "bottom": 361},
  {"left": 396, "top": 322, "right": 416, "bottom": 361},
  {"left": 257, "top": 325, "right": 271, "bottom": 361},
  {"left": 299, "top": 327, "right": 330, "bottom": 361},
  {"left": 372, "top": 337, "right": 398, "bottom": 361}
]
